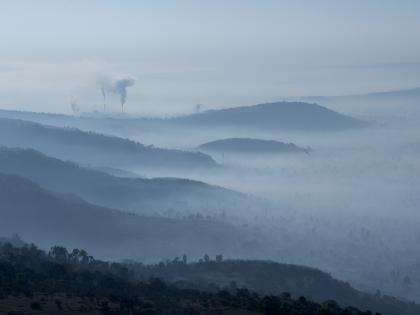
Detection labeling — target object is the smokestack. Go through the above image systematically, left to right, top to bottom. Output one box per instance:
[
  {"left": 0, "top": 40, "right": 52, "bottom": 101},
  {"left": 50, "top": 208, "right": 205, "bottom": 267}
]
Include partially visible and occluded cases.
[
  {"left": 98, "top": 75, "right": 136, "bottom": 113},
  {"left": 114, "top": 77, "right": 135, "bottom": 112},
  {"left": 100, "top": 81, "right": 106, "bottom": 112},
  {"left": 70, "top": 96, "right": 79, "bottom": 115},
  {"left": 195, "top": 104, "right": 202, "bottom": 114}
]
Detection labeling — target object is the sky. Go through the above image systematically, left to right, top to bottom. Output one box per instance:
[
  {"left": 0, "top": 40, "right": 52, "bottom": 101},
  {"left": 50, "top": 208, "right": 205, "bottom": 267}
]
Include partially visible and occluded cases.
[{"left": 0, "top": 0, "right": 419, "bottom": 115}]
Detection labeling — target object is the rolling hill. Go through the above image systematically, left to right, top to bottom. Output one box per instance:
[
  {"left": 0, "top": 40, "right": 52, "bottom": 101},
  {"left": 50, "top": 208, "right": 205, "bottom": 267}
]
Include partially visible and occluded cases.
[
  {"left": 0, "top": 101, "right": 368, "bottom": 141},
  {"left": 173, "top": 101, "right": 367, "bottom": 131},
  {"left": 0, "top": 117, "right": 215, "bottom": 171},
  {"left": 198, "top": 138, "right": 311, "bottom": 154},
  {"left": 0, "top": 147, "right": 249, "bottom": 218},
  {"left": 0, "top": 173, "right": 264, "bottom": 262},
  {"left": 135, "top": 259, "right": 420, "bottom": 315}
]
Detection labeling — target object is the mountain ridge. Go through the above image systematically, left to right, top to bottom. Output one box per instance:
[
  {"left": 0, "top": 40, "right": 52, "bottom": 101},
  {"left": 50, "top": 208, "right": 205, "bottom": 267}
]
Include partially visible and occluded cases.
[
  {"left": 173, "top": 101, "right": 367, "bottom": 131},
  {"left": 0, "top": 117, "right": 216, "bottom": 171},
  {"left": 0, "top": 147, "right": 249, "bottom": 218},
  {"left": 0, "top": 172, "right": 263, "bottom": 262}
]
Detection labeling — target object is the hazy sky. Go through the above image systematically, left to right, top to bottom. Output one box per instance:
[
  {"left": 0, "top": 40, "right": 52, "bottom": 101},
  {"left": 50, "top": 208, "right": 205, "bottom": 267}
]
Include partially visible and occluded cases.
[{"left": 0, "top": 0, "right": 419, "bottom": 115}]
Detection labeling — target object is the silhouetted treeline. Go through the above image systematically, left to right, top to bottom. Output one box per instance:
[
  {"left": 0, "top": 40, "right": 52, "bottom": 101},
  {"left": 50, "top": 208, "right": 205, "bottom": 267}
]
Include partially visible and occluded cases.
[{"left": 0, "top": 242, "right": 380, "bottom": 315}]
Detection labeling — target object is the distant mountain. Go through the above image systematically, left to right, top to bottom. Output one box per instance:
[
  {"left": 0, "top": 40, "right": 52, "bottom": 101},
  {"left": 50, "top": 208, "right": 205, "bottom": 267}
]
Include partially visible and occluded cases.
[
  {"left": 301, "top": 87, "right": 420, "bottom": 108},
  {"left": 333, "top": 87, "right": 419, "bottom": 102},
  {"left": 173, "top": 101, "right": 367, "bottom": 131},
  {"left": 0, "top": 102, "right": 367, "bottom": 141},
  {"left": 0, "top": 108, "right": 157, "bottom": 136},
  {"left": 0, "top": 108, "right": 73, "bottom": 126},
  {"left": 0, "top": 118, "right": 215, "bottom": 171},
  {"left": 198, "top": 138, "right": 311, "bottom": 154},
  {"left": 0, "top": 147, "right": 249, "bottom": 218},
  {"left": 0, "top": 173, "right": 265, "bottom": 262}
]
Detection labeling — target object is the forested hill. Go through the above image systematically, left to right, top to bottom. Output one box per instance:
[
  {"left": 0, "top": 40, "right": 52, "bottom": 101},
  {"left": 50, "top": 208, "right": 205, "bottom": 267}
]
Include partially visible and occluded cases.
[
  {"left": 173, "top": 101, "right": 367, "bottom": 131},
  {"left": 0, "top": 117, "right": 215, "bottom": 170},
  {"left": 198, "top": 138, "right": 311, "bottom": 154},
  {"left": 0, "top": 147, "right": 249, "bottom": 217},
  {"left": 0, "top": 173, "right": 263, "bottom": 262},
  {"left": 0, "top": 242, "right": 392, "bottom": 315},
  {"left": 135, "top": 259, "right": 420, "bottom": 315}
]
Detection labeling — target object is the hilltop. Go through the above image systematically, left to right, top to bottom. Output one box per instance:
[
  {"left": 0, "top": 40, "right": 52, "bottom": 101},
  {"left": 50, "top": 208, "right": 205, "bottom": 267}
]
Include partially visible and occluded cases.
[
  {"left": 0, "top": 101, "right": 368, "bottom": 139},
  {"left": 173, "top": 101, "right": 367, "bottom": 131},
  {"left": 198, "top": 138, "right": 311, "bottom": 154}
]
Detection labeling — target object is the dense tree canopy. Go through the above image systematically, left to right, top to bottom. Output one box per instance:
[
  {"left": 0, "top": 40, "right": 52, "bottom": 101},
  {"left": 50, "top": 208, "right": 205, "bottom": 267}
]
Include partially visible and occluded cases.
[{"left": 0, "top": 242, "right": 382, "bottom": 315}]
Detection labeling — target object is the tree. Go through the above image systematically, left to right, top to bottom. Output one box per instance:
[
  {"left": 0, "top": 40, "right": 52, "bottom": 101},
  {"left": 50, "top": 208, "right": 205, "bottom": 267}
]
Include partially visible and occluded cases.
[
  {"left": 49, "top": 246, "right": 68, "bottom": 262},
  {"left": 30, "top": 301, "right": 42, "bottom": 310}
]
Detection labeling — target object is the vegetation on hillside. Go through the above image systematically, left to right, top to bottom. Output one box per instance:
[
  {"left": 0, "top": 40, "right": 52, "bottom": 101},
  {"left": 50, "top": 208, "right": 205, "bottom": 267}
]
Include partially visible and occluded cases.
[
  {"left": 0, "top": 118, "right": 215, "bottom": 170},
  {"left": 0, "top": 242, "right": 381, "bottom": 315}
]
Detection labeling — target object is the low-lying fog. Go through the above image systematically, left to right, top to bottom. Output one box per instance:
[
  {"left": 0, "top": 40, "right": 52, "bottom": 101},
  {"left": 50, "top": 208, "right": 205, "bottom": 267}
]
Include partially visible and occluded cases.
[
  {"left": 2, "top": 96, "right": 420, "bottom": 302},
  {"left": 116, "top": 102, "right": 420, "bottom": 301}
]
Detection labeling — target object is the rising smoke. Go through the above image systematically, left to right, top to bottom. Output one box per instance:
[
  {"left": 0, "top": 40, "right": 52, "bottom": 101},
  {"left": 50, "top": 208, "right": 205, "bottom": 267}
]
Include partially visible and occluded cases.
[
  {"left": 99, "top": 75, "right": 136, "bottom": 112},
  {"left": 100, "top": 81, "right": 106, "bottom": 112},
  {"left": 70, "top": 96, "right": 79, "bottom": 115}
]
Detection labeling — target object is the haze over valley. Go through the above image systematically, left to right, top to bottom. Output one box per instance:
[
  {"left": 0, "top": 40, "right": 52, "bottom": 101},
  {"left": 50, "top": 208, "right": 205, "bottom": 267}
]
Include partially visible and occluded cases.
[{"left": 1, "top": 1, "right": 420, "bottom": 314}]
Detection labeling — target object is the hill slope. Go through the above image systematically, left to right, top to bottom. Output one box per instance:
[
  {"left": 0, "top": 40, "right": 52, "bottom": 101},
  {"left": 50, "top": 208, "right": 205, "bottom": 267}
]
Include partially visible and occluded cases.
[
  {"left": 173, "top": 101, "right": 367, "bottom": 131},
  {"left": 0, "top": 118, "right": 215, "bottom": 171},
  {"left": 198, "top": 138, "right": 310, "bottom": 154},
  {"left": 0, "top": 147, "right": 248, "bottom": 218},
  {"left": 0, "top": 173, "right": 263, "bottom": 262},
  {"left": 1, "top": 242, "right": 419, "bottom": 315},
  {"left": 0, "top": 243, "right": 384, "bottom": 315},
  {"left": 134, "top": 259, "right": 420, "bottom": 315}
]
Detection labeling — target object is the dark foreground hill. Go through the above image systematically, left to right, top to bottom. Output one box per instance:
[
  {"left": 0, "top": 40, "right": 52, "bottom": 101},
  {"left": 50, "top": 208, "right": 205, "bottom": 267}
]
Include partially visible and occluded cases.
[
  {"left": 173, "top": 101, "right": 367, "bottom": 131},
  {"left": 0, "top": 118, "right": 215, "bottom": 171},
  {"left": 198, "top": 138, "right": 311, "bottom": 154},
  {"left": 0, "top": 147, "right": 249, "bottom": 218},
  {"left": 1, "top": 172, "right": 418, "bottom": 314},
  {"left": 0, "top": 173, "right": 264, "bottom": 262},
  {"left": 1, "top": 242, "right": 412, "bottom": 315},
  {"left": 135, "top": 259, "right": 420, "bottom": 315}
]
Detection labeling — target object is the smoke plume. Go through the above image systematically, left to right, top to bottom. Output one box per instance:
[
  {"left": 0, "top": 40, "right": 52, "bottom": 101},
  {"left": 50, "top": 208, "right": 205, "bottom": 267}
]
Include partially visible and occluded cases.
[
  {"left": 98, "top": 75, "right": 136, "bottom": 112},
  {"left": 100, "top": 81, "right": 106, "bottom": 112},
  {"left": 70, "top": 96, "right": 79, "bottom": 115}
]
